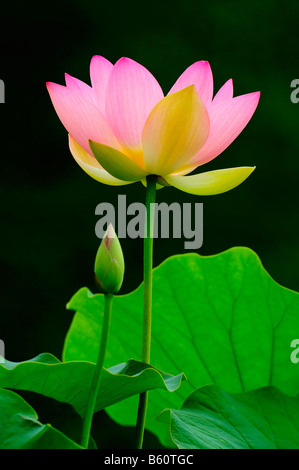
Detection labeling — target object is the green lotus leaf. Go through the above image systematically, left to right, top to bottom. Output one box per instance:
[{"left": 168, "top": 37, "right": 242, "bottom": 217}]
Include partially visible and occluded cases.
[
  {"left": 63, "top": 247, "right": 299, "bottom": 445},
  {"left": 0, "top": 355, "right": 184, "bottom": 417},
  {"left": 158, "top": 385, "right": 299, "bottom": 449},
  {"left": 0, "top": 388, "right": 82, "bottom": 449}
]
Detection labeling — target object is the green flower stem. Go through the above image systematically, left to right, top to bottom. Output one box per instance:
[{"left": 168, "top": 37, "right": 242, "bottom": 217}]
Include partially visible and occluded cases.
[
  {"left": 135, "top": 175, "right": 157, "bottom": 449},
  {"left": 80, "top": 292, "right": 113, "bottom": 448}
]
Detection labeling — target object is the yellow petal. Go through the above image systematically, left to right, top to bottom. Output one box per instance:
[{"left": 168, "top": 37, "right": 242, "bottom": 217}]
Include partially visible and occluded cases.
[
  {"left": 142, "top": 85, "right": 210, "bottom": 176},
  {"left": 69, "top": 135, "right": 131, "bottom": 186},
  {"left": 89, "top": 140, "right": 148, "bottom": 182},
  {"left": 164, "top": 167, "right": 255, "bottom": 195}
]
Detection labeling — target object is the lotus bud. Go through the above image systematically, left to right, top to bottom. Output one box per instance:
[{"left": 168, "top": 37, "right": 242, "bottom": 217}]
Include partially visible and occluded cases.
[{"left": 94, "top": 224, "right": 124, "bottom": 294}]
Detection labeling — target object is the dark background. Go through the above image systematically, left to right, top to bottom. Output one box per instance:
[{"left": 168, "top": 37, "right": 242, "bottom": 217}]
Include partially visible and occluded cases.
[{"left": 1, "top": 0, "right": 298, "bottom": 363}]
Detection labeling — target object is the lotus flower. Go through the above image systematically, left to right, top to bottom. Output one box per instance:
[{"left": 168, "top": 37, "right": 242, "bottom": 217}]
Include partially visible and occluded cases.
[{"left": 47, "top": 57, "right": 260, "bottom": 195}]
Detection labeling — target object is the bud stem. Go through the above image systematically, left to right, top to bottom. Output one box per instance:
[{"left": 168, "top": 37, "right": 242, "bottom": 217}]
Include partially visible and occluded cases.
[
  {"left": 135, "top": 175, "right": 157, "bottom": 449},
  {"left": 80, "top": 293, "right": 113, "bottom": 448}
]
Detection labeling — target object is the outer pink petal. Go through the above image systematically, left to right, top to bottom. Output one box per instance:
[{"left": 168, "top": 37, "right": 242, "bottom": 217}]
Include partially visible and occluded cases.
[
  {"left": 89, "top": 55, "right": 113, "bottom": 114},
  {"left": 105, "top": 57, "right": 164, "bottom": 152},
  {"left": 168, "top": 61, "right": 213, "bottom": 106},
  {"left": 65, "top": 73, "right": 97, "bottom": 105},
  {"left": 212, "top": 78, "right": 234, "bottom": 105},
  {"left": 47, "top": 82, "right": 120, "bottom": 154},
  {"left": 190, "top": 91, "right": 260, "bottom": 167}
]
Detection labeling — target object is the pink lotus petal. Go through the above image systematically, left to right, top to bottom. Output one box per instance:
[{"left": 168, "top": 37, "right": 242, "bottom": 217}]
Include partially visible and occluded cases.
[
  {"left": 89, "top": 55, "right": 113, "bottom": 114},
  {"left": 105, "top": 57, "right": 164, "bottom": 152},
  {"left": 168, "top": 61, "right": 213, "bottom": 106},
  {"left": 65, "top": 73, "right": 96, "bottom": 105},
  {"left": 212, "top": 78, "right": 234, "bottom": 105},
  {"left": 47, "top": 82, "right": 120, "bottom": 154},
  {"left": 191, "top": 91, "right": 260, "bottom": 167}
]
